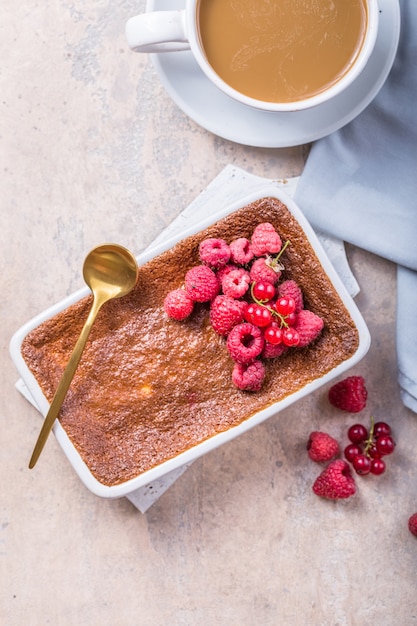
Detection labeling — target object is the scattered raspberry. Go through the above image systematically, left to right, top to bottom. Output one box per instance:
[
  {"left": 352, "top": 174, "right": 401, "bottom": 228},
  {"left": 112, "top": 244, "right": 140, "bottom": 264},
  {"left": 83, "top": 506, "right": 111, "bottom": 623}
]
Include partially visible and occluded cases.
[
  {"left": 251, "top": 222, "right": 282, "bottom": 256},
  {"left": 199, "top": 238, "right": 231, "bottom": 269},
  {"left": 229, "top": 238, "right": 254, "bottom": 265},
  {"left": 250, "top": 257, "right": 281, "bottom": 285},
  {"left": 184, "top": 265, "right": 220, "bottom": 302},
  {"left": 221, "top": 267, "right": 251, "bottom": 298},
  {"left": 278, "top": 279, "right": 304, "bottom": 312},
  {"left": 163, "top": 289, "right": 194, "bottom": 321},
  {"left": 209, "top": 295, "right": 246, "bottom": 336},
  {"left": 293, "top": 309, "right": 324, "bottom": 347},
  {"left": 226, "top": 323, "right": 264, "bottom": 364},
  {"left": 262, "top": 342, "right": 288, "bottom": 359},
  {"left": 232, "top": 360, "right": 265, "bottom": 391},
  {"left": 328, "top": 376, "right": 368, "bottom": 413},
  {"left": 307, "top": 431, "right": 339, "bottom": 463},
  {"left": 312, "top": 460, "right": 356, "bottom": 500},
  {"left": 408, "top": 513, "right": 417, "bottom": 537}
]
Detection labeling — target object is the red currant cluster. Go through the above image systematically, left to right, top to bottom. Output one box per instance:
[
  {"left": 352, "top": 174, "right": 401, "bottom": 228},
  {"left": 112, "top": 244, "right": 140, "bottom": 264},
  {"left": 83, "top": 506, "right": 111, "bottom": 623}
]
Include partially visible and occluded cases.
[
  {"left": 245, "top": 283, "right": 300, "bottom": 347},
  {"left": 344, "top": 418, "right": 396, "bottom": 476}
]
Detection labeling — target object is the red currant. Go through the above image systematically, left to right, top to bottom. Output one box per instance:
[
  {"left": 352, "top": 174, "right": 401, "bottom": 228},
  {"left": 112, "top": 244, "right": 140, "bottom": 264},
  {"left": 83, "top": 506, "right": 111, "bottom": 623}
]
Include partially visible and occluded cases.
[
  {"left": 252, "top": 281, "right": 275, "bottom": 302},
  {"left": 274, "top": 296, "right": 296, "bottom": 316},
  {"left": 244, "top": 303, "right": 272, "bottom": 328},
  {"left": 243, "top": 304, "right": 254, "bottom": 324},
  {"left": 285, "top": 311, "right": 297, "bottom": 326},
  {"left": 264, "top": 325, "right": 283, "bottom": 345},
  {"left": 282, "top": 327, "right": 300, "bottom": 347},
  {"left": 373, "top": 421, "right": 391, "bottom": 437},
  {"left": 347, "top": 423, "right": 368, "bottom": 444},
  {"left": 375, "top": 435, "right": 396, "bottom": 456},
  {"left": 344, "top": 443, "right": 362, "bottom": 463},
  {"left": 368, "top": 444, "right": 382, "bottom": 459},
  {"left": 352, "top": 454, "right": 371, "bottom": 475},
  {"left": 370, "top": 458, "right": 386, "bottom": 475}
]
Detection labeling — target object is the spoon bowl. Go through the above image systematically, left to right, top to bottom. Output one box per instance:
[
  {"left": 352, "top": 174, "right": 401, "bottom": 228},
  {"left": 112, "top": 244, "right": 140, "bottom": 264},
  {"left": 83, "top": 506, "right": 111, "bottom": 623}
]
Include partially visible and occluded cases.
[
  {"left": 29, "top": 244, "right": 138, "bottom": 469},
  {"left": 83, "top": 244, "right": 139, "bottom": 300}
]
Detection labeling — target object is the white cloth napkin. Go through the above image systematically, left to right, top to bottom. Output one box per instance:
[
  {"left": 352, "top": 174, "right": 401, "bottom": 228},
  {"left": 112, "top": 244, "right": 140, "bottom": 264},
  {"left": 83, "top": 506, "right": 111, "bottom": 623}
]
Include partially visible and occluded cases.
[{"left": 294, "top": 0, "right": 417, "bottom": 413}]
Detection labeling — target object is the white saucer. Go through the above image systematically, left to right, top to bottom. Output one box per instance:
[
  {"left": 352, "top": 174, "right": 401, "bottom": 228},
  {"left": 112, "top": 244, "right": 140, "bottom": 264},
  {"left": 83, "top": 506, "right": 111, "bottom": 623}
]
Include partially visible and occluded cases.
[{"left": 147, "top": 0, "right": 400, "bottom": 147}]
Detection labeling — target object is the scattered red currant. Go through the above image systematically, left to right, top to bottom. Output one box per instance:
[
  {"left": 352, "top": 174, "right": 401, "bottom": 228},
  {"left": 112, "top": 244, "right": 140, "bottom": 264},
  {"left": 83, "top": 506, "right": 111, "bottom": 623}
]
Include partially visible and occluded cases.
[
  {"left": 344, "top": 416, "right": 396, "bottom": 478},
  {"left": 373, "top": 421, "right": 391, "bottom": 437},
  {"left": 348, "top": 423, "right": 368, "bottom": 444},
  {"left": 375, "top": 435, "right": 396, "bottom": 456},
  {"left": 344, "top": 443, "right": 362, "bottom": 463},
  {"left": 368, "top": 444, "right": 381, "bottom": 459},
  {"left": 352, "top": 454, "right": 371, "bottom": 475},
  {"left": 370, "top": 458, "right": 386, "bottom": 475}
]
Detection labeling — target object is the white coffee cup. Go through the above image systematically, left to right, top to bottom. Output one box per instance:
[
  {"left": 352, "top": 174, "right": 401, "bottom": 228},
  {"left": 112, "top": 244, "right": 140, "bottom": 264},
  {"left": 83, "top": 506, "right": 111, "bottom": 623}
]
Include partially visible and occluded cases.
[{"left": 126, "top": 0, "right": 379, "bottom": 113}]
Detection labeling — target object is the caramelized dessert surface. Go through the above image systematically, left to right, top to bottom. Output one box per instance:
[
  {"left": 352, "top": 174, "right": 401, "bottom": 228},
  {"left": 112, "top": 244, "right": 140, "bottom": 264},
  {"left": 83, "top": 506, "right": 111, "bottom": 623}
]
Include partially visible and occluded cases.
[{"left": 21, "top": 198, "right": 359, "bottom": 486}]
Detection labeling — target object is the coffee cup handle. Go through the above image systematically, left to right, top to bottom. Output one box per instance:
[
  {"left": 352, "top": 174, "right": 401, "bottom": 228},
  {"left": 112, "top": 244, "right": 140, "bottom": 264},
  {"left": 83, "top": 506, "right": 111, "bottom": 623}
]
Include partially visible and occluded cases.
[{"left": 126, "top": 11, "right": 190, "bottom": 53}]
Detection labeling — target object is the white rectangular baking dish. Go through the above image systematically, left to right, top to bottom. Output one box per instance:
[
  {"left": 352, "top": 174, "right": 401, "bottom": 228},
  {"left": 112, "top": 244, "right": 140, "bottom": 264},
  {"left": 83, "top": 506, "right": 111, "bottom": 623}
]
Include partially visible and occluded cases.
[{"left": 10, "top": 185, "right": 371, "bottom": 498}]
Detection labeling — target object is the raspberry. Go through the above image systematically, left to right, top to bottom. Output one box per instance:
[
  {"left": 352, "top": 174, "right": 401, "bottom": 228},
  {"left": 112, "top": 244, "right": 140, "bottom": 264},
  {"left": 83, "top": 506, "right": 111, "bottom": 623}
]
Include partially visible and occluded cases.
[
  {"left": 251, "top": 222, "right": 282, "bottom": 256},
  {"left": 199, "top": 238, "right": 231, "bottom": 269},
  {"left": 229, "top": 238, "right": 254, "bottom": 265},
  {"left": 250, "top": 257, "right": 281, "bottom": 285},
  {"left": 216, "top": 263, "right": 239, "bottom": 284},
  {"left": 184, "top": 265, "right": 220, "bottom": 302},
  {"left": 221, "top": 267, "right": 251, "bottom": 298},
  {"left": 278, "top": 279, "right": 304, "bottom": 312},
  {"left": 163, "top": 289, "right": 194, "bottom": 321},
  {"left": 209, "top": 295, "right": 246, "bottom": 336},
  {"left": 293, "top": 309, "right": 324, "bottom": 347},
  {"left": 226, "top": 323, "right": 264, "bottom": 364},
  {"left": 262, "top": 342, "right": 288, "bottom": 359},
  {"left": 232, "top": 360, "right": 265, "bottom": 391},
  {"left": 328, "top": 376, "right": 368, "bottom": 413},
  {"left": 307, "top": 431, "right": 340, "bottom": 463},
  {"left": 312, "top": 460, "right": 356, "bottom": 500},
  {"left": 408, "top": 513, "right": 417, "bottom": 537}
]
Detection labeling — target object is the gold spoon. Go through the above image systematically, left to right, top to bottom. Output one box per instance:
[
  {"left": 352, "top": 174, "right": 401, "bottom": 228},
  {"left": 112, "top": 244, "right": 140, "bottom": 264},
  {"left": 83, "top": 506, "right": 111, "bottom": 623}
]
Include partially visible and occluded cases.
[{"left": 29, "top": 243, "right": 139, "bottom": 469}]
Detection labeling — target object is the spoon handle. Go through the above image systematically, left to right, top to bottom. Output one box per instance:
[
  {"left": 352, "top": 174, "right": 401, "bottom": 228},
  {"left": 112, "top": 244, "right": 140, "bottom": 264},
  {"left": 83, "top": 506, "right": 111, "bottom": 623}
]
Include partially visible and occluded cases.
[{"left": 29, "top": 296, "right": 104, "bottom": 469}]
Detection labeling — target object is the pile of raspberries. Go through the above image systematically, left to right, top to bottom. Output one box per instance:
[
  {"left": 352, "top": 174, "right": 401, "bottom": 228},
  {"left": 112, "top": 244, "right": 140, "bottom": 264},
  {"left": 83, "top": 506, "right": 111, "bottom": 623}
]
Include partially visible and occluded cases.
[{"left": 163, "top": 222, "right": 324, "bottom": 392}]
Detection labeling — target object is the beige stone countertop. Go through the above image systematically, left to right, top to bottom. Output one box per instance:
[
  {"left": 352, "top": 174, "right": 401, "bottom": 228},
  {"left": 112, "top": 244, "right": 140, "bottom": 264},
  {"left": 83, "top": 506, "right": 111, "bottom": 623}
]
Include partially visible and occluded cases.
[{"left": 2, "top": 2, "right": 417, "bottom": 625}]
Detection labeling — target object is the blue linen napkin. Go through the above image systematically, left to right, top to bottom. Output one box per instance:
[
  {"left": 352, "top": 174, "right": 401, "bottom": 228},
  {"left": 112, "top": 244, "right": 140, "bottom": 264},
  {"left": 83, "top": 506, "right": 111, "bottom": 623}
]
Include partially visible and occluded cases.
[{"left": 294, "top": 0, "right": 417, "bottom": 412}]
